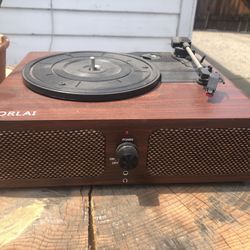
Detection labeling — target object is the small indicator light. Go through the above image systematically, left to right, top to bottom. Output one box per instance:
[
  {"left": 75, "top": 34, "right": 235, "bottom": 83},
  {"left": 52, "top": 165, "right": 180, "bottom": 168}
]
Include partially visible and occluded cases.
[{"left": 206, "top": 92, "right": 213, "bottom": 97}]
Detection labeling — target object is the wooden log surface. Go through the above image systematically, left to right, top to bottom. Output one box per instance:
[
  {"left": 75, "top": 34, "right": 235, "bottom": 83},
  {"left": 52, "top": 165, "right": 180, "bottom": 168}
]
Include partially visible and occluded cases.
[
  {"left": 91, "top": 183, "right": 250, "bottom": 250},
  {"left": 1, "top": 184, "right": 250, "bottom": 249},
  {"left": 0, "top": 187, "right": 89, "bottom": 250}
]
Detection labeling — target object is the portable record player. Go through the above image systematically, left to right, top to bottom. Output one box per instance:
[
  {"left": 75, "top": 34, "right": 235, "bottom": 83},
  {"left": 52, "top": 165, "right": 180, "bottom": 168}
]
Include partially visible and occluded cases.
[{"left": 0, "top": 37, "right": 249, "bottom": 188}]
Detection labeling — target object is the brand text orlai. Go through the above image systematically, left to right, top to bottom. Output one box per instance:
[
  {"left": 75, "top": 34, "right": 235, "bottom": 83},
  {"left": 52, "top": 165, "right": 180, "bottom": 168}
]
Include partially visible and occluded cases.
[{"left": 0, "top": 111, "right": 37, "bottom": 117}]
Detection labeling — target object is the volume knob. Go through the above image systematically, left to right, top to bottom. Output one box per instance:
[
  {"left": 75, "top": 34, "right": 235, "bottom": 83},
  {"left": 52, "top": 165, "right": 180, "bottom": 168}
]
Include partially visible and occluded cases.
[{"left": 116, "top": 142, "right": 138, "bottom": 170}]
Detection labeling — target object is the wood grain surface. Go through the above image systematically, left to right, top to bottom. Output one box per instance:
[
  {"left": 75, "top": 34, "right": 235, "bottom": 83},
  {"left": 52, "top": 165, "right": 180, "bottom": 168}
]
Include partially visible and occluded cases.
[
  {"left": 0, "top": 52, "right": 250, "bottom": 122},
  {"left": 0, "top": 184, "right": 250, "bottom": 249},
  {"left": 91, "top": 184, "right": 250, "bottom": 250},
  {"left": 0, "top": 187, "right": 89, "bottom": 250}
]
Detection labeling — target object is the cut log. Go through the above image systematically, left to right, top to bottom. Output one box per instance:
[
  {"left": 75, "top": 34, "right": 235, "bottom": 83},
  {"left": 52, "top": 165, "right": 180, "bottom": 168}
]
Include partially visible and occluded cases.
[
  {"left": 91, "top": 184, "right": 250, "bottom": 249},
  {"left": 0, "top": 187, "right": 89, "bottom": 250}
]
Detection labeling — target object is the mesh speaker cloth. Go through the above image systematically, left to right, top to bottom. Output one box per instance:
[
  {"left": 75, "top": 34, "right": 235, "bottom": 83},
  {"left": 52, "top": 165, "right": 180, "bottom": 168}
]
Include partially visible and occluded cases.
[
  {"left": 147, "top": 128, "right": 250, "bottom": 176},
  {"left": 0, "top": 129, "right": 105, "bottom": 180}
]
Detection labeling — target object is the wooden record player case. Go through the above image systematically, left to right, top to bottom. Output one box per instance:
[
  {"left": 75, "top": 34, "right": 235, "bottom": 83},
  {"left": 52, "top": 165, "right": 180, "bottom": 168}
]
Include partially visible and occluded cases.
[{"left": 0, "top": 52, "right": 249, "bottom": 188}]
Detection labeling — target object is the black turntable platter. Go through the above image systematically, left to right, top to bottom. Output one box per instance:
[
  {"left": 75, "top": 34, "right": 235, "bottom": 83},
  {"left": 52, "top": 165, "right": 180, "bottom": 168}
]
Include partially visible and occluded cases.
[{"left": 22, "top": 51, "right": 161, "bottom": 101}]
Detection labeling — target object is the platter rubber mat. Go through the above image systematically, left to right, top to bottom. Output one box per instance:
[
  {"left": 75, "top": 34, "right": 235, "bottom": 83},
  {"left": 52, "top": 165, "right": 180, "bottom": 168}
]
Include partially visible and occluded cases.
[{"left": 22, "top": 51, "right": 161, "bottom": 101}]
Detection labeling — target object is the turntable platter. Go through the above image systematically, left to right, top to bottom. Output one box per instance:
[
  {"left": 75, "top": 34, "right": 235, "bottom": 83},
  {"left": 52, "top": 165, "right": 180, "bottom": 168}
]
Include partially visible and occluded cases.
[{"left": 22, "top": 51, "right": 161, "bottom": 101}]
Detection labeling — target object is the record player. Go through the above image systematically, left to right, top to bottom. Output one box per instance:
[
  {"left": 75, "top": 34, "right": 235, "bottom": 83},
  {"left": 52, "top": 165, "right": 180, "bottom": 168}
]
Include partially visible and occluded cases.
[{"left": 0, "top": 37, "right": 249, "bottom": 188}]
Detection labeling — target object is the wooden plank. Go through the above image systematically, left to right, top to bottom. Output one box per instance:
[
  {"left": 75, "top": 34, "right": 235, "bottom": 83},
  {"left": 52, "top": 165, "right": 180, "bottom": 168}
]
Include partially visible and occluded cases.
[
  {"left": 1, "top": 0, "right": 196, "bottom": 64},
  {"left": 2, "top": 0, "right": 181, "bottom": 14},
  {"left": 2, "top": 0, "right": 51, "bottom": 9},
  {"left": 52, "top": 0, "right": 181, "bottom": 13},
  {"left": 178, "top": 0, "right": 197, "bottom": 38},
  {"left": 0, "top": 9, "right": 178, "bottom": 37},
  {"left": 0, "top": 9, "right": 51, "bottom": 35},
  {"left": 55, "top": 11, "right": 178, "bottom": 37},
  {"left": 5, "top": 35, "right": 50, "bottom": 65},
  {"left": 6, "top": 35, "right": 172, "bottom": 65},
  {"left": 52, "top": 36, "right": 172, "bottom": 52},
  {"left": 91, "top": 184, "right": 250, "bottom": 249},
  {"left": 0, "top": 187, "right": 89, "bottom": 249}
]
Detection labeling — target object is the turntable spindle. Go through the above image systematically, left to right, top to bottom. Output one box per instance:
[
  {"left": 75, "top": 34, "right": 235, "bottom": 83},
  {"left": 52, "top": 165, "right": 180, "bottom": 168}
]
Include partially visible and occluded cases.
[{"left": 90, "top": 56, "right": 97, "bottom": 71}]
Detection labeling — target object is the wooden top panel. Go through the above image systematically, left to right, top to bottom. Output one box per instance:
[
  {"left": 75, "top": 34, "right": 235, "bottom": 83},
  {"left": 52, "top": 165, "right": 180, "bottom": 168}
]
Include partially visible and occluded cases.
[{"left": 0, "top": 52, "right": 249, "bottom": 121}]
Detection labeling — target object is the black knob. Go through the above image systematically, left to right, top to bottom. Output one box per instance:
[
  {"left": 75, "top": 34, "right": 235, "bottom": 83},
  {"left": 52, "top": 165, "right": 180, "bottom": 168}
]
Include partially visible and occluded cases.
[{"left": 116, "top": 142, "right": 138, "bottom": 170}]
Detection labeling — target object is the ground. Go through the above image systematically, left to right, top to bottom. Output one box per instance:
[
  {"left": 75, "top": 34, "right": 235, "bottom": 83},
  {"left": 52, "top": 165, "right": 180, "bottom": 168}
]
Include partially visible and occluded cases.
[{"left": 193, "top": 31, "right": 250, "bottom": 96}]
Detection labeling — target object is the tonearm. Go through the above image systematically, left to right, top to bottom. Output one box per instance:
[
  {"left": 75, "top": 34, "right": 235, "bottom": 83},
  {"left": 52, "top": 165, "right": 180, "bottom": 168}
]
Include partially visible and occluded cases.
[{"left": 171, "top": 37, "right": 225, "bottom": 96}]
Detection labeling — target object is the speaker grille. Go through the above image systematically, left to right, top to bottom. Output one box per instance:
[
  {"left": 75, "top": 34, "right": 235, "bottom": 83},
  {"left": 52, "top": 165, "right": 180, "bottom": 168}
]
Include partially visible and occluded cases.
[
  {"left": 147, "top": 128, "right": 250, "bottom": 176},
  {"left": 0, "top": 129, "right": 105, "bottom": 180}
]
